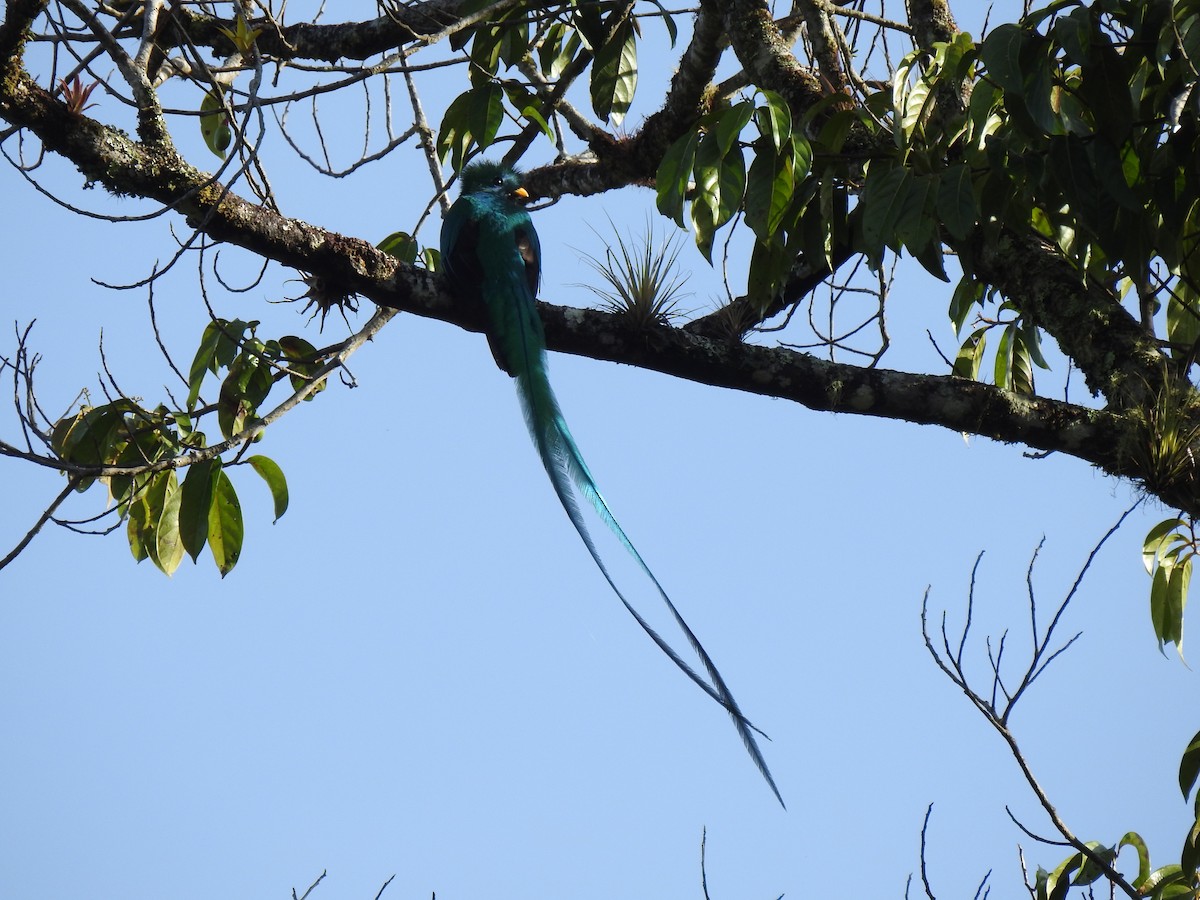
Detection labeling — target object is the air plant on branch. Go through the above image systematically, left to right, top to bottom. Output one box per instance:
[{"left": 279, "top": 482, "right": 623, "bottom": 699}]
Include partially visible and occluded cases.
[{"left": 577, "top": 218, "right": 692, "bottom": 329}]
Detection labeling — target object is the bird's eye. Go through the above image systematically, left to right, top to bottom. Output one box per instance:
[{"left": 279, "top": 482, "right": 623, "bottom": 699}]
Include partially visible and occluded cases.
[{"left": 493, "top": 177, "right": 504, "bottom": 186}]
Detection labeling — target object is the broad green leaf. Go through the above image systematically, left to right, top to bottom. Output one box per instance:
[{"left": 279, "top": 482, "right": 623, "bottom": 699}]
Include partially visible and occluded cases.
[
  {"left": 1051, "top": 5, "right": 1090, "bottom": 64},
  {"left": 498, "top": 18, "right": 530, "bottom": 67},
  {"left": 590, "top": 20, "right": 638, "bottom": 126},
  {"left": 539, "top": 24, "right": 582, "bottom": 80},
  {"left": 979, "top": 24, "right": 1028, "bottom": 96},
  {"left": 468, "top": 26, "right": 502, "bottom": 85},
  {"left": 1021, "top": 53, "right": 1062, "bottom": 135},
  {"left": 897, "top": 69, "right": 933, "bottom": 147},
  {"left": 469, "top": 82, "right": 504, "bottom": 151},
  {"left": 503, "top": 83, "right": 554, "bottom": 141},
  {"left": 437, "top": 89, "right": 476, "bottom": 169},
  {"left": 757, "top": 89, "right": 791, "bottom": 150},
  {"left": 200, "top": 90, "right": 232, "bottom": 159},
  {"left": 713, "top": 101, "right": 755, "bottom": 156},
  {"left": 655, "top": 129, "right": 699, "bottom": 226},
  {"left": 690, "top": 132, "right": 723, "bottom": 260},
  {"left": 791, "top": 133, "right": 813, "bottom": 181},
  {"left": 1048, "top": 135, "right": 1114, "bottom": 253},
  {"left": 745, "top": 147, "right": 792, "bottom": 240},
  {"left": 715, "top": 148, "right": 746, "bottom": 228},
  {"left": 937, "top": 164, "right": 977, "bottom": 240},
  {"left": 860, "top": 165, "right": 911, "bottom": 263},
  {"left": 893, "top": 173, "right": 937, "bottom": 257},
  {"left": 689, "top": 193, "right": 719, "bottom": 262},
  {"left": 377, "top": 231, "right": 419, "bottom": 264},
  {"left": 745, "top": 236, "right": 788, "bottom": 312},
  {"left": 949, "top": 276, "right": 984, "bottom": 335},
  {"left": 1167, "top": 291, "right": 1200, "bottom": 352},
  {"left": 213, "top": 319, "right": 253, "bottom": 371},
  {"left": 1019, "top": 320, "right": 1050, "bottom": 370},
  {"left": 187, "top": 322, "right": 224, "bottom": 410},
  {"left": 995, "top": 322, "right": 1014, "bottom": 390},
  {"left": 1009, "top": 327, "right": 1036, "bottom": 395},
  {"left": 953, "top": 328, "right": 987, "bottom": 380},
  {"left": 279, "top": 335, "right": 328, "bottom": 398},
  {"left": 108, "top": 425, "right": 174, "bottom": 508},
  {"left": 247, "top": 455, "right": 289, "bottom": 522},
  {"left": 180, "top": 458, "right": 221, "bottom": 562},
  {"left": 208, "top": 469, "right": 244, "bottom": 577},
  {"left": 138, "top": 470, "right": 170, "bottom": 573},
  {"left": 154, "top": 470, "right": 185, "bottom": 576},
  {"left": 126, "top": 489, "right": 152, "bottom": 563},
  {"left": 1144, "top": 518, "right": 1186, "bottom": 574},
  {"left": 1168, "top": 558, "right": 1190, "bottom": 658},
  {"left": 1180, "top": 731, "right": 1200, "bottom": 801},
  {"left": 1182, "top": 819, "right": 1200, "bottom": 883},
  {"left": 1118, "top": 832, "right": 1151, "bottom": 888},
  {"left": 1139, "top": 864, "right": 1184, "bottom": 894}
]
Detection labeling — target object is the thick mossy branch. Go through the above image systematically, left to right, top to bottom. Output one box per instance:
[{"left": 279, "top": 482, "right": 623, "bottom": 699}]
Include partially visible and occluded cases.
[
  {"left": 714, "top": 0, "right": 824, "bottom": 116},
  {"left": 906, "top": 0, "right": 960, "bottom": 49},
  {"left": 966, "top": 229, "right": 1169, "bottom": 408}
]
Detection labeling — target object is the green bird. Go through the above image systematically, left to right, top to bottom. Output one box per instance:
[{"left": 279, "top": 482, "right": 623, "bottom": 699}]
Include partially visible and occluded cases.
[{"left": 440, "top": 160, "right": 782, "bottom": 806}]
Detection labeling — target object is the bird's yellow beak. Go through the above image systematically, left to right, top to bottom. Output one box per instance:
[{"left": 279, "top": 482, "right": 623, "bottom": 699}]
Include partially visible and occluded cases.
[{"left": 513, "top": 186, "right": 530, "bottom": 202}]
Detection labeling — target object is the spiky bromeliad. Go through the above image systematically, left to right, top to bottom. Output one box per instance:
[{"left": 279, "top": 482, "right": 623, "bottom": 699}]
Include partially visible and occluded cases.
[{"left": 440, "top": 160, "right": 782, "bottom": 806}]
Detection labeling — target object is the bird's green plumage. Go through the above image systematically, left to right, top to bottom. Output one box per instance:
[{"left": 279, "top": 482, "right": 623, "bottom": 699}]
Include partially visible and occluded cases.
[{"left": 441, "top": 160, "right": 782, "bottom": 806}]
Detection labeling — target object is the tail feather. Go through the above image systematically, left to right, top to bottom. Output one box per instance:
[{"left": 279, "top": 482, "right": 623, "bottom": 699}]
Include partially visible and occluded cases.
[{"left": 517, "top": 361, "right": 785, "bottom": 808}]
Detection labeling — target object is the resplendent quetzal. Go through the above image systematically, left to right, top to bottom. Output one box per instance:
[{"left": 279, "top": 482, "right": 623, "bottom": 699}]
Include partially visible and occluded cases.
[{"left": 440, "top": 159, "right": 782, "bottom": 806}]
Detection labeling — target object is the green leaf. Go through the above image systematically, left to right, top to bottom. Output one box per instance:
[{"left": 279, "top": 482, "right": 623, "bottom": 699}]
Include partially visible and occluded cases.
[
  {"left": 641, "top": 0, "right": 677, "bottom": 46},
  {"left": 498, "top": 17, "right": 530, "bottom": 67},
  {"left": 590, "top": 20, "right": 638, "bottom": 126},
  {"left": 538, "top": 23, "right": 581, "bottom": 80},
  {"left": 979, "top": 24, "right": 1028, "bottom": 96},
  {"left": 468, "top": 26, "right": 502, "bottom": 85},
  {"left": 469, "top": 81, "right": 504, "bottom": 151},
  {"left": 503, "top": 83, "right": 554, "bottom": 141},
  {"left": 200, "top": 89, "right": 232, "bottom": 158},
  {"left": 437, "top": 89, "right": 477, "bottom": 170},
  {"left": 756, "top": 89, "right": 791, "bottom": 151},
  {"left": 713, "top": 101, "right": 755, "bottom": 156},
  {"left": 656, "top": 129, "right": 699, "bottom": 226},
  {"left": 690, "top": 131, "right": 723, "bottom": 260},
  {"left": 791, "top": 133, "right": 813, "bottom": 182},
  {"left": 745, "top": 147, "right": 792, "bottom": 240},
  {"left": 715, "top": 148, "right": 746, "bottom": 228},
  {"left": 937, "top": 163, "right": 977, "bottom": 240},
  {"left": 860, "top": 165, "right": 910, "bottom": 264},
  {"left": 377, "top": 231, "right": 419, "bottom": 264},
  {"left": 745, "top": 236, "right": 788, "bottom": 312},
  {"left": 949, "top": 276, "right": 984, "bottom": 336},
  {"left": 1167, "top": 290, "right": 1200, "bottom": 352},
  {"left": 1019, "top": 320, "right": 1050, "bottom": 370},
  {"left": 187, "top": 322, "right": 224, "bottom": 410},
  {"left": 953, "top": 328, "right": 987, "bottom": 380},
  {"left": 279, "top": 335, "right": 328, "bottom": 399},
  {"left": 247, "top": 455, "right": 289, "bottom": 522},
  {"left": 180, "top": 458, "right": 221, "bottom": 562},
  {"left": 208, "top": 469, "right": 244, "bottom": 577},
  {"left": 154, "top": 470, "right": 185, "bottom": 576},
  {"left": 126, "top": 488, "right": 152, "bottom": 563},
  {"left": 1144, "top": 518, "right": 1187, "bottom": 573},
  {"left": 1151, "top": 554, "right": 1190, "bottom": 657},
  {"left": 1180, "top": 731, "right": 1200, "bottom": 801},
  {"left": 1118, "top": 832, "right": 1151, "bottom": 888}
]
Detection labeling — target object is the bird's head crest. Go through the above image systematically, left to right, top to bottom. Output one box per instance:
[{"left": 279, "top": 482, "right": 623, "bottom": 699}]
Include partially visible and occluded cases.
[{"left": 459, "top": 160, "right": 529, "bottom": 204}]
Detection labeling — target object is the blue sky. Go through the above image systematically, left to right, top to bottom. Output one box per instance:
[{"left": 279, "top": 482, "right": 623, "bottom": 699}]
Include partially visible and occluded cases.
[{"left": 2, "top": 2, "right": 1196, "bottom": 898}]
